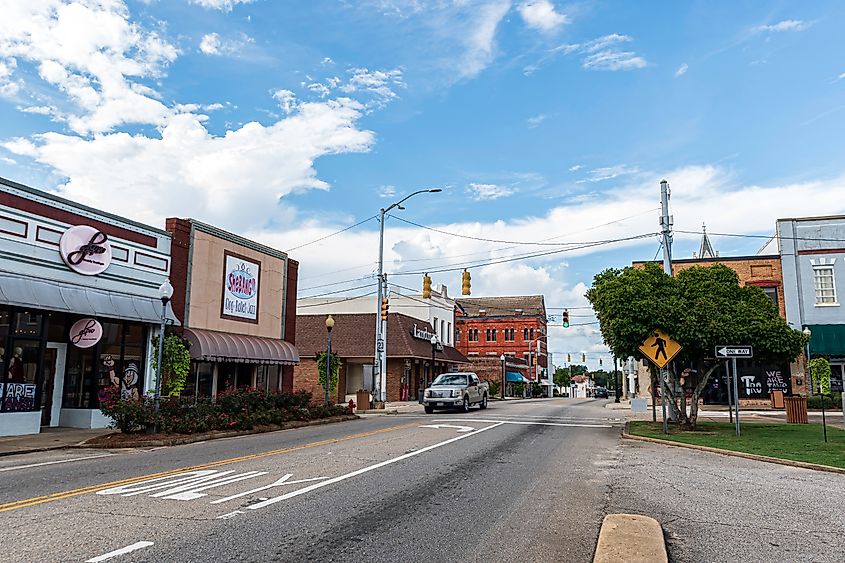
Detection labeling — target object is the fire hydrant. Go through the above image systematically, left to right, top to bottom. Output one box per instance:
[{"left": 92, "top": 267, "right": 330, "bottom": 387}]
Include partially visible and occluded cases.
[{"left": 347, "top": 399, "right": 356, "bottom": 414}]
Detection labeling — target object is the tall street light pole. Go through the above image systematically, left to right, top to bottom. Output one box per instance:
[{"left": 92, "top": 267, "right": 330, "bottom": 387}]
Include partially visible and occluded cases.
[
  {"left": 374, "top": 188, "right": 442, "bottom": 404},
  {"left": 154, "top": 279, "right": 173, "bottom": 415},
  {"left": 325, "top": 315, "right": 334, "bottom": 405},
  {"left": 803, "top": 327, "right": 813, "bottom": 396},
  {"left": 429, "top": 334, "right": 438, "bottom": 388},
  {"left": 500, "top": 354, "right": 506, "bottom": 400}
]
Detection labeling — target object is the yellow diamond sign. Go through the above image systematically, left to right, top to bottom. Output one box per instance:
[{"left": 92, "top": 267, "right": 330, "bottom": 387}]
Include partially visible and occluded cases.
[{"left": 638, "top": 329, "right": 682, "bottom": 369}]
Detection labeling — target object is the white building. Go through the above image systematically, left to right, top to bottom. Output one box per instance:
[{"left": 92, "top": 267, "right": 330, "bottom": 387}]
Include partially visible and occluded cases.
[{"left": 298, "top": 285, "right": 457, "bottom": 346}]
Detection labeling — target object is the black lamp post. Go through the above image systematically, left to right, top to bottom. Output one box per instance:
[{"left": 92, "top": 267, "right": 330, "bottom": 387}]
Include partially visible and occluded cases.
[
  {"left": 154, "top": 279, "right": 173, "bottom": 414},
  {"left": 325, "top": 315, "right": 334, "bottom": 405},
  {"left": 430, "top": 335, "right": 437, "bottom": 387},
  {"left": 500, "top": 354, "right": 506, "bottom": 400},
  {"left": 614, "top": 356, "right": 621, "bottom": 403}
]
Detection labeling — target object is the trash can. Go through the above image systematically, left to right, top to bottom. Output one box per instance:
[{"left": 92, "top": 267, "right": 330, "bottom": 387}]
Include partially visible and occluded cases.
[
  {"left": 418, "top": 389, "right": 425, "bottom": 404},
  {"left": 356, "top": 390, "right": 370, "bottom": 412},
  {"left": 770, "top": 390, "right": 785, "bottom": 409},
  {"left": 784, "top": 396, "right": 808, "bottom": 424}
]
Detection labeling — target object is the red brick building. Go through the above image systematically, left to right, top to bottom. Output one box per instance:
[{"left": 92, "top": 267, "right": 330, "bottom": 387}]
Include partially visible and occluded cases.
[
  {"left": 455, "top": 296, "right": 548, "bottom": 382},
  {"left": 294, "top": 312, "right": 467, "bottom": 403}
]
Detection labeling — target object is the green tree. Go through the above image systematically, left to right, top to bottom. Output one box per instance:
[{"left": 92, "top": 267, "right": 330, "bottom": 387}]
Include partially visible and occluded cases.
[
  {"left": 586, "top": 263, "right": 806, "bottom": 429},
  {"left": 151, "top": 334, "right": 191, "bottom": 396},
  {"left": 810, "top": 358, "right": 832, "bottom": 395},
  {"left": 553, "top": 367, "right": 571, "bottom": 387}
]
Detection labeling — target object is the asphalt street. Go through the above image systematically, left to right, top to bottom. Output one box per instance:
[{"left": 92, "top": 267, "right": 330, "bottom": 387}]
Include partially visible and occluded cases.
[{"left": 1, "top": 399, "right": 843, "bottom": 563}]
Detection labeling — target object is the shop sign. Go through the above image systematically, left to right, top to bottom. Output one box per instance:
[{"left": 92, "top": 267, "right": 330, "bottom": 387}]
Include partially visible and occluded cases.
[
  {"left": 60, "top": 225, "right": 112, "bottom": 276},
  {"left": 222, "top": 253, "right": 260, "bottom": 321},
  {"left": 70, "top": 318, "right": 103, "bottom": 348},
  {"left": 412, "top": 324, "right": 436, "bottom": 341}
]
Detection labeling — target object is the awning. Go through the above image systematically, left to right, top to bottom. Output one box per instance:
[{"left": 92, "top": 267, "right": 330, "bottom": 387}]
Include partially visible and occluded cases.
[
  {"left": 0, "top": 271, "right": 178, "bottom": 325},
  {"left": 808, "top": 324, "right": 845, "bottom": 357},
  {"left": 183, "top": 327, "right": 299, "bottom": 365},
  {"left": 506, "top": 372, "right": 529, "bottom": 383}
]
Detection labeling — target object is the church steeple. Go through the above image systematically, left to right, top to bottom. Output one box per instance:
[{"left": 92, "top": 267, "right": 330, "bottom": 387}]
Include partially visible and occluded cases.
[{"left": 698, "top": 223, "right": 716, "bottom": 259}]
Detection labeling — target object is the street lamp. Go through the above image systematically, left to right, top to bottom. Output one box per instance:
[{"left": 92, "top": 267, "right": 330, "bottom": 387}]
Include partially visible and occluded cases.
[
  {"left": 374, "top": 188, "right": 442, "bottom": 403},
  {"left": 154, "top": 279, "right": 174, "bottom": 414},
  {"left": 325, "top": 315, "right": 334, "bottom": 405},
  {"left": 803, "top": 327, "right": 813, "bottom": 396},
  {"left": 429, "top": 334, "right": 438, "bottom": 388},
  {"left": 500, "top": 354, "right": 506, "bottom": 400}
]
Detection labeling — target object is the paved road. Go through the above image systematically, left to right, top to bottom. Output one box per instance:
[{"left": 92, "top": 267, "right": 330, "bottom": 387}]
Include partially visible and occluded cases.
[{"left": 1, "top": 399, "right": 843, "bottom": 562}]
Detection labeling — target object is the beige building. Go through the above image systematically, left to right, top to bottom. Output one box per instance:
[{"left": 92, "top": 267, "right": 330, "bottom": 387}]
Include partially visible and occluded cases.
[{"left": 167, "top": 219, "right": 299, "bottom": 398}]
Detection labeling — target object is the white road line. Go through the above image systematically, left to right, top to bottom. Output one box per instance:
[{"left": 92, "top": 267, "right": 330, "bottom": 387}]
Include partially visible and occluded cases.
[
  {"left": 433, "top": 418, "right": 613, "bottom": 428},
  {"left": 246, "top": 422, "right": 505, "bottom": 511},
  {"left": 419, "top": 424, "right": 476, "bottom": 432},
  {"left": 0, "top": 453, "right": 115, "bottom": 472},
  {"left": 211, "top": 475, "right": 329, "bottom": 504},
  {"left": 85, "top": 541, "right": 154, "bottom": 562}
]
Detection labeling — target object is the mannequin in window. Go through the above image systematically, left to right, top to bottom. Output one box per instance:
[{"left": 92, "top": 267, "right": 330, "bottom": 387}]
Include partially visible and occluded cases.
[{"left": 7, "top": 347, "right": 24, "bottom": 383}]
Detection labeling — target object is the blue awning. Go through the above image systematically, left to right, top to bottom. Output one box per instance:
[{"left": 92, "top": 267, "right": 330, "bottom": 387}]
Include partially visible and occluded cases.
[{"left": 506, "top": 372, "right": 529, "bottom": 383}]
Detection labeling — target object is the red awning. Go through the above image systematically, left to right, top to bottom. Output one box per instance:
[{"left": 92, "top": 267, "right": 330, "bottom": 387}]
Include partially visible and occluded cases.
[{"left": 183, "top": 328, "right": 299, "bottom": 365}]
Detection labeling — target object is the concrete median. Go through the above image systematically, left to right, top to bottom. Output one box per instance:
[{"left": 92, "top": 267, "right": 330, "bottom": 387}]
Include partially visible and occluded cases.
[{"left": 593, "top": 513, "right": 667, "bottom": 563}]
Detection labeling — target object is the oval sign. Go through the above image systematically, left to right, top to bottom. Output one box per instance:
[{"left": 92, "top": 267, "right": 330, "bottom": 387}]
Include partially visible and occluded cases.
[
  {"left": 60, "top": 225, "right": 112, "bottom": 276},
  {"left": 70, "top": 318, "right": 103, "bottom": 349}
]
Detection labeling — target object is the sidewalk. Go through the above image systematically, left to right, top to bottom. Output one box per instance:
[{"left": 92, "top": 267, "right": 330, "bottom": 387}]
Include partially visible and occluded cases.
[{"left": 0, "top": 427, "right": 114, "bottom": 457}]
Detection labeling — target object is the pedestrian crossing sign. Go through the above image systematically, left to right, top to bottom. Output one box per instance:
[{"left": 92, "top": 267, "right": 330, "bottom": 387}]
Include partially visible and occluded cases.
[{"left": 638, "top": 329, "right": 682, "bottom": 369}]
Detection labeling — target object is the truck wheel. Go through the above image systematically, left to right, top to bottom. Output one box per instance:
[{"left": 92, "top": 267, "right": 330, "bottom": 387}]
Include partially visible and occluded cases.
[
  {"left": 480, "top": 394, "right": 488, "bottom": 409},
  {"left": 462, "top": 396, "right": 470, "bottom": 413},
  {"left": 424, "top": 406, "right": 434, "bottom": 414}
]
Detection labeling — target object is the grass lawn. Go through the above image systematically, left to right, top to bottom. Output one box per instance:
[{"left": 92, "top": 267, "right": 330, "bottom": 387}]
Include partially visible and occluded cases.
[{"left": 628, "top": 421, "right": 845, "bottom": 469}]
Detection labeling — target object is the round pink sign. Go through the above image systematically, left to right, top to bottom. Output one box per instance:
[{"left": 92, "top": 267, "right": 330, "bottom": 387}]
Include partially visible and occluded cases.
[
  {"left": 60, "top": 225, "right": 112, "bottom": 276},
  {"left": 70, "top": 318, "right": 103, "bottom": 349}
]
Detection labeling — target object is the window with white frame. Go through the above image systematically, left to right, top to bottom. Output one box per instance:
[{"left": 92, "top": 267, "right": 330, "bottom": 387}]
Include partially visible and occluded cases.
[{"left": 814, "top": 266, "right": 837, "bottom": 304}]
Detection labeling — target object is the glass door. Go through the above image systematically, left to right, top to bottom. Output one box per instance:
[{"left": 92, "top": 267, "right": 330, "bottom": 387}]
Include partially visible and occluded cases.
[{"left": 42, "top": 344, "right": 66, "bottom": 427}]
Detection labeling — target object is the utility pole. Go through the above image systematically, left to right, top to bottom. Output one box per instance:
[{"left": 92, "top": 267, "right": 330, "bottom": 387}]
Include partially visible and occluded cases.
[{"left": 659, "top": 179, "right": 674, "bottom": 433}]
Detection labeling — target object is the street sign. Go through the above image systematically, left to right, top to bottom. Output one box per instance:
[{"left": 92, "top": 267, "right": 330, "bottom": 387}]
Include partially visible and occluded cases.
[
  {"left": 638, "top": 329, "right": 682, "bottom": 369},
  {"left": 715, "top": 345, "right": 753, "bottom": 359}
]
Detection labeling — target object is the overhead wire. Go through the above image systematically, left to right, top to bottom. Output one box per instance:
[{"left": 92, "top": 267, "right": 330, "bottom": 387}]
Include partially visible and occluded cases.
[{"left": 284, "top": 215, "right": 379, "bottom": 253}]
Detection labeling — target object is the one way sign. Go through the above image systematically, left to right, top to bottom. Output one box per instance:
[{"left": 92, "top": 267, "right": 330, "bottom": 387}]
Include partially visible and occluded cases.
[{"left": 715, "top": 345, "right": 753, "bottom": 358}]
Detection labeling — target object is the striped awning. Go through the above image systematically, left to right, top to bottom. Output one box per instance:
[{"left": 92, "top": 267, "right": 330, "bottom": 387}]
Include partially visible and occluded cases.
[{"left": 183, "top": 327, "right": 299, "bottom": 365}]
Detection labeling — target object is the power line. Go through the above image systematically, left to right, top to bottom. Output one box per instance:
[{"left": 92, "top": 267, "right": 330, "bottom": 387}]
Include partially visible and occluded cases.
[
  {"left": 285, "top": 215, "right": 379, "bottom": 253},
  {"left": 676, "top": 229, "right": 845, "bottom": 244},
  {"left": 298, "top": 274, "right": 375, "bottom": 293},
  {"left": 298, "top": 282, "right": 376, "bottom": 300},
  {"left": 297, "top": 289, "right": 378, "bottom": 308}
]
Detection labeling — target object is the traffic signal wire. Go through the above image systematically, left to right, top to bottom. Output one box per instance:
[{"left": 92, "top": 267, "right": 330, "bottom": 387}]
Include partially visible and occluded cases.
[
  {"left": 284, "top": 215, "right": 379, "bottom": 253},
  {"left": 675, "top": 229, "right": 845, "bottom": 244},
  {"left": 297, "top": 289, "right": 379, "bottom": 308}
]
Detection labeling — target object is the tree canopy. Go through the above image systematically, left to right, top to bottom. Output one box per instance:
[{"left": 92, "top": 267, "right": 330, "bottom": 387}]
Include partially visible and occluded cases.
[{"left": 586, "top": 263, "right": 806, "bottom": 427}]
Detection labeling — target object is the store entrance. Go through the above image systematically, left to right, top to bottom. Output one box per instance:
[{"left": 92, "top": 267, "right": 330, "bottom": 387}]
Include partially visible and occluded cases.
[{"left": 41, "top": 343, "right": 66, "bottom": 427}]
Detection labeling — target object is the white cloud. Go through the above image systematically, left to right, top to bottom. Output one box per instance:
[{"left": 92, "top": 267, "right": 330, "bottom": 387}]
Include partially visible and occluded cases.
[
  {"left": 190, "top": 0, "right": 254, "bottom": 11},
  {"left": 458, "top": 0, "right": 511, "bottom": 79},
  {"left": 0, "top": 1, "right": 178, "bottom": 134},
  {"left": 518, "top": 1, "right": 569, "bottom": 33},
  {"left": 754, "top": 20, "right": 811, "bottom": 33},
  {"left": 199, "top": 32, "right": 254, "bottom": 57},
  {"left": 554, "top": 34, "right": 647, "bottom": 71},
  {"left": 321, "top": 57, "right": 335, "bottom": 65},
  {"left": 675, "top": 63, "right": 688, "bottom": 77},
  {"left": 339, "top": 67, "right": 405, "bottom": 105},
  {"left": 272, "top": 89, "right": 298, "bottom": 114},
  {"left": 527, "top": 114, "right": 547, "bottom": 127},
  {"left": 568, "top": 164, "right": 582, "bottom": 172},
  {"left": 585, "top": 164, "right": 638, "bottom": 182},
  {"left": 468, "top": 182, "right": 515, "bottom": 200},
  {"left": 379, "top": 185, "right": 397, "bottom": 198}
]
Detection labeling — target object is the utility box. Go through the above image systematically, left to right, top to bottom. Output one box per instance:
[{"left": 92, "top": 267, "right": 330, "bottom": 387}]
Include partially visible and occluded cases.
[
  {"left": 356, "top": 390, "right": 371, "bottom": 412},
  {"left": 771, "top": 390, "right": 785, "bottom": 409},
  {"left": 784, "top": 396, "right": 808, "bottom": 424},
  {"left": 631, "top": 398, "right": 648, "bottom": 413}
]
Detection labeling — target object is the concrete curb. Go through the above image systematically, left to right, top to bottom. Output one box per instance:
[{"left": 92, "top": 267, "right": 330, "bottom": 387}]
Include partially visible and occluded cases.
[
  {"left": 357, "top": 409, "right": 399, "bottom": 415},
  {"left": 78, "top": 415, "right": 360, "bottom": 449},
  {"left": 622, "top": 422, "right": 845, "bottom": 476},
  {"left": 593, "top": 514, "right": 667, "bottom": 563}
]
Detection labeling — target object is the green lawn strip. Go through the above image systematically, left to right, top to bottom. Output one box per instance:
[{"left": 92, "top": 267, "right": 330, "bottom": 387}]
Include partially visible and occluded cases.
[{"left": 628, "top": 421, "right": 845, "bottom": 469}]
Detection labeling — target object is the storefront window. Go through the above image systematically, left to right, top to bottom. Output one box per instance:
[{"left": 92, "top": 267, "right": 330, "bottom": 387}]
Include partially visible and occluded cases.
[
  {"left": 0, "top": 308, "right": 9, "bottom": 401},
  {"left": 13, "top": 311, "right": 42, "bottom": 338},
  {"left": 46, "top": 312, "right": 67, "bottom": 342},
  {"left": 120, "top": 324, "right": 145, "bottom": 401},
  {"left": 2, "top": 339, "right": 40, "bottom": 412},
  {"left": 63, "top": 346, "right": 97, "bottom": 408},
  {"left": 184, "top": 362, "right": 214, "bottom": 399},
  {"left": 255, "top": 365, "right": 281, "bottom": 393}
]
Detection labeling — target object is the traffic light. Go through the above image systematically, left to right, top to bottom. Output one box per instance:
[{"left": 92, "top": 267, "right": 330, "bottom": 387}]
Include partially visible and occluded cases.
[
  {"left": 461, "top": 269, "right": 471, "bottom": 296},
  {"left": 422, "top": 273, "right": 432, "bottom": 298},
  {"left": 381, "top": 297, "right": 389, "bottom": 321},
  {"left": 562, "top": 310, "right": 570, "bottom": 328},
  {"left": 567, "top": 353, "right": 571, "bottom": 363},
  {"left": 581, "top": 353, "right": 586, "bottom": 363},
  {"left": 599, "top": 358, "right": 603, "bottom": 367}
]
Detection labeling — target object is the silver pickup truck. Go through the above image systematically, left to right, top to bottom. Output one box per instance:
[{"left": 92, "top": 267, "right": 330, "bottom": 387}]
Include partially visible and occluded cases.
[{"left": 423, "top": 372, "right": 489, "bottom": 414}]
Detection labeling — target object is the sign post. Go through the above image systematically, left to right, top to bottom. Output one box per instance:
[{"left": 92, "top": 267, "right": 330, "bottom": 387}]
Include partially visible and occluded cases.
[
  {"left": 639, "top": 329, "right": 683, "bottom": 434},
  {"left": 716, "top": 346, "right": 753, "bottom": 437}
]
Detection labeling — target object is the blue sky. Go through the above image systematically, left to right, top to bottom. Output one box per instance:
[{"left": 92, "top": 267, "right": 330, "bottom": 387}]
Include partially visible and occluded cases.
[{"left": 1, "top": 1, "right": 844, "bottom": 366}]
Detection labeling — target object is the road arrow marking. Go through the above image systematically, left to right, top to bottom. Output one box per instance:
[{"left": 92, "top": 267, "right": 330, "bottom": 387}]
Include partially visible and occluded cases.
[{"left": 419, "top": 424, "right": 475, "bottom": 433}]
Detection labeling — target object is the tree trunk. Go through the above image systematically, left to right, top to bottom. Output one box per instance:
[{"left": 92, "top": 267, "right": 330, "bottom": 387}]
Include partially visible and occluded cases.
[{"left": 687, "top": 361, "right": 725, "bottom": 429}]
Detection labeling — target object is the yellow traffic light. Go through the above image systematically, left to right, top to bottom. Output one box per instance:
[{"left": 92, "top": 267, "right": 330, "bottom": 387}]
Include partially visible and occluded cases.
[
  {"left": 461, "top": 269, "right": 471, "bottom": 296},
  {"left": 422, "top": 273, "right": 432, "bottom": 298},
  {"left": 381, "top": 297, "right": 389, "bottom": 321}
]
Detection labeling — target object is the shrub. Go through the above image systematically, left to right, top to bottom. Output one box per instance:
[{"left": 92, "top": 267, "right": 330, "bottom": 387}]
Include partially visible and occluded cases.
[
  {"left": 488, "top": 380, "right": 501, "bottom": 398},
  {"left": 99, "top": 385, "right": 154, "bottom": 433},
  {"left": 807, "top": 393, "right": 842, "bottom": 410}
]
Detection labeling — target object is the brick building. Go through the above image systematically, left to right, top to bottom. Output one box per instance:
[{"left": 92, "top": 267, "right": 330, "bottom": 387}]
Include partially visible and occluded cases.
[
  {"left": 631, "top": 228, "right": 801, "bottom": 404},
  {"left": 455, "top": 296, "right": 548, "bottom": 383},
  {"left": 294, "top": 312, "right": 467, "bottom": 403}
]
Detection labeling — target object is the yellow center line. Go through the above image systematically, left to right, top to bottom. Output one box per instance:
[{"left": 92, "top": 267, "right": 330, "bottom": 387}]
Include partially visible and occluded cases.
[{"left": 0, "top": 421, "right": 419, "bottom": 513}]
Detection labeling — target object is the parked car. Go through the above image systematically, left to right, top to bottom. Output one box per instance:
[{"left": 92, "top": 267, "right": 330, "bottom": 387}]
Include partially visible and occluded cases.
[
  {"left": 423, "top": 372, "right": 489, "bottom": 414},
  {"left": 594, "top": 387, "right": 609, "bottom": 399}
]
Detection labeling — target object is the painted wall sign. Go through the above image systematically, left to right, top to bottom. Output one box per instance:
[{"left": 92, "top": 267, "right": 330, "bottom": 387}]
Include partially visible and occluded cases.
[
  {"left": 60, "top": 225, "right": 113, "bottom": 275},
  {"left": 222, "top": 252, "right": 260, "bottom": 322},
  {"left": 70, "top": 318, "right": 103, "bottom": 348},
  {"left": 412, "top": 324, "right": 437, "bottom": 341}
]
